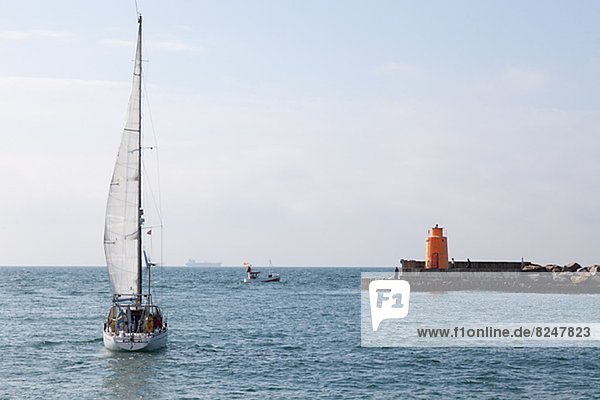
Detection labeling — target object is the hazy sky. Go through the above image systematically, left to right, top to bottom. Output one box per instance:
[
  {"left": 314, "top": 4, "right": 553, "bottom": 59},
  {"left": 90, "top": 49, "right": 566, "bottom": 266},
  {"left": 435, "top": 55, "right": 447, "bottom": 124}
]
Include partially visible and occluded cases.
[{"left": 0, "top": 1, "right": 599, "bottom": 266}]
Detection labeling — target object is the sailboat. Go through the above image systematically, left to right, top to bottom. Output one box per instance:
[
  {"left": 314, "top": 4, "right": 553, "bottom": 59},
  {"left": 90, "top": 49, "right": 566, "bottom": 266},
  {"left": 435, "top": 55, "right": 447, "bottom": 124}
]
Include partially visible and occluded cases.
[{"left": 102, "top": 15, "right": 168, "bottom": 351}]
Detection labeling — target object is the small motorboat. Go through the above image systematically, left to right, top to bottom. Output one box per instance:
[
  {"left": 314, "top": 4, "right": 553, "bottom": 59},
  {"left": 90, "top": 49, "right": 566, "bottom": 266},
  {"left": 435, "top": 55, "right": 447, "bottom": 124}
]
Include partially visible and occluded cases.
[
  {"left": 243, "top": 261, "right": 281, "bottom": 283},
  {"left": 243, "top": 271, "right": 281, "bottom": 283}
]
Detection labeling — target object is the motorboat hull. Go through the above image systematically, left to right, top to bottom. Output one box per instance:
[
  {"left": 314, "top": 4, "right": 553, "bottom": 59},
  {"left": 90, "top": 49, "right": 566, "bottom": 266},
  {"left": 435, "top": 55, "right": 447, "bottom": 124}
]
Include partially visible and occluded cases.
[
  {"left": 243, "top": 275, "right": 281, "bottom": 283},
  {"left": 261, "top": 276, "right": 281, "bottom": 282}
]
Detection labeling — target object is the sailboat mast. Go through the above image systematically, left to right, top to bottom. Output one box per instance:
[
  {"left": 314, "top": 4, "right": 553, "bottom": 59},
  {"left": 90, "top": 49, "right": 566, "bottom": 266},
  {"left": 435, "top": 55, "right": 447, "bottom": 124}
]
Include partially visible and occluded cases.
[{"left": 137, "top": 15, "right": 143, "bottom": 298}]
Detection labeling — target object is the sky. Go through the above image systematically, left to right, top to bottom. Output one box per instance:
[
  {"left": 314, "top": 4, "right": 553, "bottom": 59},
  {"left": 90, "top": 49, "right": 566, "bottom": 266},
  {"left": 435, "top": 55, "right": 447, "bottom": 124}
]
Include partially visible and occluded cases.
[{"left": 0, "top": 1, "right": 599, "bottom": 266}]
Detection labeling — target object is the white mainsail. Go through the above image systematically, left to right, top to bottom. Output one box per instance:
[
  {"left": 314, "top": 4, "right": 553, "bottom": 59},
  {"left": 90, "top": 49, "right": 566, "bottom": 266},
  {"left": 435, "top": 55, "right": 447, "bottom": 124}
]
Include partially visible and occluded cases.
[{"left": 104, "top": 20, "right": 142, "bottom": 297}]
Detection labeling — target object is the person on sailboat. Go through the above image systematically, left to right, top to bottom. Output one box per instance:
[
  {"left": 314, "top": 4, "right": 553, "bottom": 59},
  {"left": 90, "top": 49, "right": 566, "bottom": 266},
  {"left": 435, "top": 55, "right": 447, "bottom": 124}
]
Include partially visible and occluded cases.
[
  {"left": 245, "top": 262, "right": 252, "bottom": 279},
  {"left": 116, "top": 310, "right": 126, "bottom": 332},
  {"left": 145, "top": 314, "right": 155, "bottom": 333},
  {"left": 155, "top": 314, "right": 163, "bottom": 332}
]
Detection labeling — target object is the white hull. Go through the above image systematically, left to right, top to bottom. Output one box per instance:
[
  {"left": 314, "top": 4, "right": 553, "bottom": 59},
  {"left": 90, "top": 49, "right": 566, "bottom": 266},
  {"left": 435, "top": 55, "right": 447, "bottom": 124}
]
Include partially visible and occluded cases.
[
  {"left": 243, "top": 274, "right": 281, "bottom": 283},
  {"left": 103, "top": 328, "right": 168, "bottom": 352}
]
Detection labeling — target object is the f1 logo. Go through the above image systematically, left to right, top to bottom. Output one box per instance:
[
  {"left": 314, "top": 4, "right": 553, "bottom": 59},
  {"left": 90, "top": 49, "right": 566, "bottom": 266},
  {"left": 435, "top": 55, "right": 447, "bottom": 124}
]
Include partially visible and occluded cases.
[{"left": 369, "top": 279, "right": 411, "bottom": 331}]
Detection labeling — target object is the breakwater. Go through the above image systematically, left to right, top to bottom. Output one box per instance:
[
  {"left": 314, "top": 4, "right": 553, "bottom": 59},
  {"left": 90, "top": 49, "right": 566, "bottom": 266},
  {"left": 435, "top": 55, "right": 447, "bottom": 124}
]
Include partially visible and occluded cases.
[
  {"left": 401, "top": 259, "right": 528, "bottom": 272},
  {"left": 360, "top": 260, "right": 600, "bottom": 293}
]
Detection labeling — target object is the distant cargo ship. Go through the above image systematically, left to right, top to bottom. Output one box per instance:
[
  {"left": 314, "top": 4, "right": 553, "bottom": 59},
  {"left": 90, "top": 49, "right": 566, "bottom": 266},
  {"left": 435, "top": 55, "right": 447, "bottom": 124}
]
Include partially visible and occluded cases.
[{"left": 185, "top": 259, "right": 222, "bottom": 267}]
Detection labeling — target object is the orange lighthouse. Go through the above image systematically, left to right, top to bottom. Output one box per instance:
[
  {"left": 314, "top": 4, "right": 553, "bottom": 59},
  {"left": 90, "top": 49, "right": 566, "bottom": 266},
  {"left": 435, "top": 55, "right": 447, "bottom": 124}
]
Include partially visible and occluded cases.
[{"left": 425, "top": 224, "right": 448, "bottom": 269}]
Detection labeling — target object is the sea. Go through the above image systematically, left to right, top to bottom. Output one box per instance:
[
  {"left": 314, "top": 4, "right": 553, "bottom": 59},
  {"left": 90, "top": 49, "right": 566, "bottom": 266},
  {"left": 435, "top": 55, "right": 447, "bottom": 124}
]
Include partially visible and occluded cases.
[{"left": 0, "top": 266, "right": 599, "bottom": 399}]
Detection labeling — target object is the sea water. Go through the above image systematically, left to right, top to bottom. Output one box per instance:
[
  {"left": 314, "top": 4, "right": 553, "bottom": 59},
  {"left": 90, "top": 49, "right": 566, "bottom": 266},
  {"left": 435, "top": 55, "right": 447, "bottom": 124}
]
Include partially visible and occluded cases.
[{"left": 0, "top": 267, "right": 598, "bottom": 399}]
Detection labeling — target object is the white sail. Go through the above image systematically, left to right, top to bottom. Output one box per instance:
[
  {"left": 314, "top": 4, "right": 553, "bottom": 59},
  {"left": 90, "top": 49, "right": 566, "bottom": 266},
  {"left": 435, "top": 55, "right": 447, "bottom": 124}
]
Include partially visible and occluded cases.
[{"left": 103, "top": 21, "right": 142, "bottom": 296}]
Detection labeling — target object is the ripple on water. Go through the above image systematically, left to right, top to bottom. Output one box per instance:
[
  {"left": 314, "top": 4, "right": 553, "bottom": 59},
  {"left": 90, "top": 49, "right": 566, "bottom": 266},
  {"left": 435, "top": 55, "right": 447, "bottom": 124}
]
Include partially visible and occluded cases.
[{"left": 0, "top": 267, "right": 600, "bottom": 399}]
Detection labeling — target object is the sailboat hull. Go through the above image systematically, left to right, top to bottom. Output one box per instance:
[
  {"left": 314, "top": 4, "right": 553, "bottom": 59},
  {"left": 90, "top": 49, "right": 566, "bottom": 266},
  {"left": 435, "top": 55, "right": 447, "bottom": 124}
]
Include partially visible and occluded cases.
[{"left": 103, "top": 328, "right": 168, "bottom": 352}]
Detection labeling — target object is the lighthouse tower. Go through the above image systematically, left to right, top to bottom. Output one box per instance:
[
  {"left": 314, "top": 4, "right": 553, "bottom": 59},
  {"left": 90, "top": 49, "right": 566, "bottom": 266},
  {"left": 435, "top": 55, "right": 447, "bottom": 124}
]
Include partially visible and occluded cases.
[{"left": 425, "top": 225, "right": 448, "bottom": 269}]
